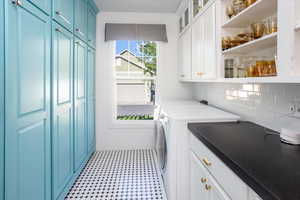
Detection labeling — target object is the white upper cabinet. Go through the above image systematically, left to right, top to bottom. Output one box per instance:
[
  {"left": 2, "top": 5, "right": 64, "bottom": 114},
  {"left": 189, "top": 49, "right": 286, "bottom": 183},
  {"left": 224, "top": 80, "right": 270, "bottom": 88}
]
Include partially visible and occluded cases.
[
  {"left": 177, "top": 0, "right": 300, "bottom": 83},
  {"left": 178, "top": 0, "right": 217, "bottom": 82},
  {"left": 192, "top": 3, "right": 217, "bottom": 80},
  {"left": 178, "top": 28, "right": 192, "bottom": 80}
]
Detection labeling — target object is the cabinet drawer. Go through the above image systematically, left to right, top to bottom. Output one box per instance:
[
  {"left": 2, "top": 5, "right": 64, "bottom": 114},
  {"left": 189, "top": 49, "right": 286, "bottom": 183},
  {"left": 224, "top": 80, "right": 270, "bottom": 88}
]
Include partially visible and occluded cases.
[{"left": 190, "top": 132, "right": 248, "bottom": 200}]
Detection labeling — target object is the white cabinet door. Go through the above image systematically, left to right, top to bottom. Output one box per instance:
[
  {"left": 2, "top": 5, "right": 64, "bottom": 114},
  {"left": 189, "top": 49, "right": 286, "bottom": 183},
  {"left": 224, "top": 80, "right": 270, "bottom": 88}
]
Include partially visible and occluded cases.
[
  {"left": 192, "top": 3, "right": 217, "bottom": 80},
  {"left": 202, "top": 3, "right": 216, "bottom": 80},
  {"left": 192, "top": 13, "right": 204, "bottom": 80},
  {"left": 178, "top": 28, "right": 192, "bottom": 80},
  {"left": 190, "top": 151, "right": 231, "bottom": 200},
  {"left": 190, "top": 152, "right": 209, "bottom": 200},
  {"left": 208, "top": 174, "right": 231, "bottom": 200}
]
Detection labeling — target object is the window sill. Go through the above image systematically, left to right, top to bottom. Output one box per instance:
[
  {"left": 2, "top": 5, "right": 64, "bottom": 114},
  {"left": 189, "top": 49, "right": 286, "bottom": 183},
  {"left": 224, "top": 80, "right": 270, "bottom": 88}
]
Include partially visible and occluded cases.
[{"left": 109, "top": 119, "right": 155, "bottom": 130}]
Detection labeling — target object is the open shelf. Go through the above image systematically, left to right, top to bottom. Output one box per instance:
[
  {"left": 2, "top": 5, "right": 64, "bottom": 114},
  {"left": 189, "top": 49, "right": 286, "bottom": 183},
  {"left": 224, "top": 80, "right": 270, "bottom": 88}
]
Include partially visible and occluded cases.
[
  {"left": 222, "top": 0, "right": 277, "bottom": 28},
  {"left": 222, "top": 32, "right": 277, "bottom": 55}
]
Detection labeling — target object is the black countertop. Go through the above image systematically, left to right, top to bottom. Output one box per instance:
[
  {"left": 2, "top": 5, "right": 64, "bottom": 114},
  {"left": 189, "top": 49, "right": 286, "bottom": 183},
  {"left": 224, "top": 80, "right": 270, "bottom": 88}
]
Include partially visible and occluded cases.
[{"left": 188, "top": 121, "right": 300, "bottom": 200}]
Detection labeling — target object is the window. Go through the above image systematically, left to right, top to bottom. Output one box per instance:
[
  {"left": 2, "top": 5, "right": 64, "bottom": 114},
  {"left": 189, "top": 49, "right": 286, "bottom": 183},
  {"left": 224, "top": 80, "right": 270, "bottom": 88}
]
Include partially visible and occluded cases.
[{"left": 115, "top": 40, "right": 157, "bottom": 120}]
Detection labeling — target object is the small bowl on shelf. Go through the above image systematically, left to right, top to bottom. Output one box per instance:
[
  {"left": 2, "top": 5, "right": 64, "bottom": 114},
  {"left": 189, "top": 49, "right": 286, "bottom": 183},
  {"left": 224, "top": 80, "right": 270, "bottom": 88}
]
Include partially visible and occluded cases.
[
  {"left": 245, "top": 0, "right": 257, "bottom": 7},
  {"left": 226, "top": 5, "right": 235, "bottom": 18}
]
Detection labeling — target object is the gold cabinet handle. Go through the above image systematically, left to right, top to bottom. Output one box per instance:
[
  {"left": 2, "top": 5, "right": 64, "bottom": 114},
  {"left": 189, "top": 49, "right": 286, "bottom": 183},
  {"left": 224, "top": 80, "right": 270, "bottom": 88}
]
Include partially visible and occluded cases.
[
  {"left": 196, "top": 72, "right": 204, "bottom": 76},
  {"left": 202, "top": 158, "right": 212, "bottom": 166},
  {"left": 201, "top": 178, "right": 207, "bottom": 183},
  {"left": 205, "top": 184, "right": 212, "bottom": 191}
]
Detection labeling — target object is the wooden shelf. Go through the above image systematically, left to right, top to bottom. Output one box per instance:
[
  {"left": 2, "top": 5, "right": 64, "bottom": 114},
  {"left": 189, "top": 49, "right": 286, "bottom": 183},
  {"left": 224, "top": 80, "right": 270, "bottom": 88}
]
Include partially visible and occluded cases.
[
  {"left": 222, "top": 0, "right": 277, "bottom": 28},
  {"left": 222, "top": 32, "right": 277, "bottom": 55}
]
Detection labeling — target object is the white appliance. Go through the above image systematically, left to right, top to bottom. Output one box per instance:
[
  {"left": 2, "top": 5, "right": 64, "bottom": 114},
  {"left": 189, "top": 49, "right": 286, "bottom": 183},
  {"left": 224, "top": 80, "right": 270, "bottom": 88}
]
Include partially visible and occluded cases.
[{"left": 157, "top": 101, "right": 240, "bottom": 200}]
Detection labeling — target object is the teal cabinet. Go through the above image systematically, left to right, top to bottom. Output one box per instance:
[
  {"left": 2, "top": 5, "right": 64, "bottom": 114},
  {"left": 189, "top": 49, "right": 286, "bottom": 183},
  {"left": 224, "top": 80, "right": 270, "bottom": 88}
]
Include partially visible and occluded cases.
[
  {"left": 0, "top": 0, "right": 4, "bottom": 199},
  {"left": 27, "top": 0, "right": 51, "bottom": 14},
  {"left": 53, "top": 0, "right": 74, "bottom": 31},
  {"left": 74, "top": 0, "right": 87, "bottom": 41},
  {"left": 5, "top": 1, "right": 51, "bottom": 200},
  {"left": 87, "top": 4, "right": 97, "bottom": 48},
  {"left": 52, "top": 22, "right": 75, "bottom": 200},
  {"left": 74, "top": 38, "right": 88, "bottom": 170},
  {"left": 87, "top": 47, "right": 96, "bottom": 152}
]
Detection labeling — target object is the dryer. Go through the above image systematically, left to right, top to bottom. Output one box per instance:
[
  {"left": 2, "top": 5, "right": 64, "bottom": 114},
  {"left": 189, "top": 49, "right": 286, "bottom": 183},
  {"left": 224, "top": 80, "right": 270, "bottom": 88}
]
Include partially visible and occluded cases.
[{"left": 158, "top": 101, "right": 240, "bottom": 200}]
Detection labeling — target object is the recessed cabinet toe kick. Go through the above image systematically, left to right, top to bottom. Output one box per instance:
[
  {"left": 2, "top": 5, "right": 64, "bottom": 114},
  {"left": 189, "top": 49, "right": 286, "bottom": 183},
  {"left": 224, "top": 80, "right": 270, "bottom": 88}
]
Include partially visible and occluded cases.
[
  {"left": 3, "top": 0, "right": 99, "bottom": 199},
  {"left": 188, "top": 122, "right": 300, "bottom": 200}
]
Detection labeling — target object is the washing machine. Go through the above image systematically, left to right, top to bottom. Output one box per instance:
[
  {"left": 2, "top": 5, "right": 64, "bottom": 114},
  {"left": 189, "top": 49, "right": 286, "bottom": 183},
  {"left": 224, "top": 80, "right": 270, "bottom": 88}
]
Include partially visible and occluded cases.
[
  {"left": 157, "top": 101, "right": 240, "bottom": 200},
  {"left": 155, "top": 111, "right": 168, "bottom": 175}
]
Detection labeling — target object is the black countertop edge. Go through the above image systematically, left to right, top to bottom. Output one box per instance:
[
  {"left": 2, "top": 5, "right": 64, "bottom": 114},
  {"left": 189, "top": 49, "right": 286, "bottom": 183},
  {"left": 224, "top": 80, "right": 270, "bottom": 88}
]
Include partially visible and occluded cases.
[{"left": 188, "top": 122, "right": 279, "bottom": 200}]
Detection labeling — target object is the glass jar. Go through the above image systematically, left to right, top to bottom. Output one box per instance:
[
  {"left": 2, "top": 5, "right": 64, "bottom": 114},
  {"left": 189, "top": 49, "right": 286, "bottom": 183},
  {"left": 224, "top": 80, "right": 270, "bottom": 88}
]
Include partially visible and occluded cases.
[
  {"left": 232, "top": 0, "right": 247, "bottom": 14},
  {"left": 245, "top": 0, "right": 256, "bottom": 7},
  {"left": 271, "top": 16, "right": 278, "bottom": 33},
  {"left": 225, "top": 59, "right": 234, "bottom": 78}
]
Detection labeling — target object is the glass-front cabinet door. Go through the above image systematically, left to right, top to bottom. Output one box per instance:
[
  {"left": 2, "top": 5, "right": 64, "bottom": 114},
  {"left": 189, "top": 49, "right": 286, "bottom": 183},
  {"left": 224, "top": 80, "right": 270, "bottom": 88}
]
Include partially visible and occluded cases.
[{"left": 193, "top": 0, "right": 202, "bottom": 17}]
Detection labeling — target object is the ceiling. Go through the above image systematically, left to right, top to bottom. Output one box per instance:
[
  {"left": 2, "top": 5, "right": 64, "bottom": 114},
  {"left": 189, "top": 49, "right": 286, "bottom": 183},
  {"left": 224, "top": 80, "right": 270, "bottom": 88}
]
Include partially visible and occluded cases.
[{"left": 94, "top": 0, "right": 182, "bottom": 13}]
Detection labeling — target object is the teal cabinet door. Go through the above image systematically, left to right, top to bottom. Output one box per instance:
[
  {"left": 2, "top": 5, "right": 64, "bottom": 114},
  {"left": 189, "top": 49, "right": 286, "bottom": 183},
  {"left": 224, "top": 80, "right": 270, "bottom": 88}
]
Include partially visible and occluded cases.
[
  {"left": 0, "top": 0, "right": 4, "bottom": 199},
  {"left": 27, "top": 0, "right": 51, "bottom": 14},
  {"left": 53, "top": 0, "right": 74, "bottom": 31},
  {"left": 74, "top": 0, "right": 87, "bottom": 41},
  {"left": 5, "top": 1, "right": 51, "bottom": 200},
  {"left": 87, "top": 4, "right": 96, "bottom": 48},
  {"left": 52, "top": 22, "right": 75, "bottom": 199},
  {"left": 74, "top": 38, "right": 87, "bottom": 170},
  {"left": 87, "top": 48, "right": 96, "bottom": 152}
]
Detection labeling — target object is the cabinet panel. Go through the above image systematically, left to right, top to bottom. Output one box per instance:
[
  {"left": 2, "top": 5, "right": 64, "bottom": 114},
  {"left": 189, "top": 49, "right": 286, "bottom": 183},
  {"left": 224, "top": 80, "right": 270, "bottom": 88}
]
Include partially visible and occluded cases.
[
  {"left": 0, "top": 0, "right": 4, "bottom": 198},
  {"left": 27, "top": 0, "right": 51, "bottom": 14},
  {"left": 53, "top": 0, "right": 74, "bottom": 31},
  {"left": 75, "top": 0, "right": 87, "bottom": 41},
  {"left": 5, "top": 1, "right": 51, "bottom": 200},
  {"left": 192, "top": 3, "right": 217, "bottom": 80},
  {"left": 202, "top": 3, "right": 216, "bottom": 80},
  {"left": 87, "top": 5, "right": 96, "bottom": 47},
  {"left": 192, "top": 15, "right": 204, "bottom": 79},
  {"left": 52, "top": 22, "right": 74, "bottom": 199},
  {"left": 179, "top": 28, "right": 192, "bottom": 80},
  {"left": 74, "top": 39, "right": 87, "bottom": 170},
  {"left": 87, "top": 48, "right": 95, "bottom": 152},
  {"left": 87, "top": 99, "right": 95, "bottom": 152}
]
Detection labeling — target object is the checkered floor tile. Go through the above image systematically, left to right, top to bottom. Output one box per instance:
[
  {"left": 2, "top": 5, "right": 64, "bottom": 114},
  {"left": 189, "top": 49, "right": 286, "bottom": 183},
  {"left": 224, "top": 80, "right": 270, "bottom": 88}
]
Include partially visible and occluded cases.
[{"left": 65, "top": 149, "right": 167, "bottom": 200}]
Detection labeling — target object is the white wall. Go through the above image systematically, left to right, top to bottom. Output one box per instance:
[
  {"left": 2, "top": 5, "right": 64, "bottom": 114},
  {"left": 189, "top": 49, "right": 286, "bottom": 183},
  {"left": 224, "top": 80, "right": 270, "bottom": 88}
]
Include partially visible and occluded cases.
[
  {"left": 95, "top": 12, "right": 193, "bottom": 151},
  {"left": 192, "top": 83, "right": 300, "bottom": 132}
]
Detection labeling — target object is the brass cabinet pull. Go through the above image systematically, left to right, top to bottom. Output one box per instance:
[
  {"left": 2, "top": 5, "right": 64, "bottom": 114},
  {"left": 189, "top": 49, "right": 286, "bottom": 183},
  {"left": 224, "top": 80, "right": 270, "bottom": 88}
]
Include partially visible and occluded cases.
[
  {"left": 12, "top": 0, "right": 22, "bottom": 6},
  {"left": 197, "top": 72, "right": 204, "bottom": 76},
  {"left": 202, "top": 158, "right": 212, "bottom": 166},
  {"left": 201, "top": 178, "right": 207, "bottom": 183},
  {"left": 205, "top": 184, "right": 212, "bottom": 191}
]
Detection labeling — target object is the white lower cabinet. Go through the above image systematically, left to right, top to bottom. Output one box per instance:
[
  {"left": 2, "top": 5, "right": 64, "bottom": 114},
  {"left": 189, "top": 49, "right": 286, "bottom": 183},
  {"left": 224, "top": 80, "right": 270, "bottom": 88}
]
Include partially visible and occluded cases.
[
  {"left": 190, "top": 132, "right": 261, "bottom": 200},
  {"left": 190, "top": 151, "right": 230, "bottom": 200}
]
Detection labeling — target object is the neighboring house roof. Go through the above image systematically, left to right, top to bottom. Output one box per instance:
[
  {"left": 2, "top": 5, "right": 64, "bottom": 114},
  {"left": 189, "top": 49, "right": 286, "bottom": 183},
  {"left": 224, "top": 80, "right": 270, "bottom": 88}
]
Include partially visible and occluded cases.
[
  {"left": 116, "top": 49, "right": 155, "bottom": 75},
  {"left": 119, "top": 49, "right": 137, "bottom": 57}
]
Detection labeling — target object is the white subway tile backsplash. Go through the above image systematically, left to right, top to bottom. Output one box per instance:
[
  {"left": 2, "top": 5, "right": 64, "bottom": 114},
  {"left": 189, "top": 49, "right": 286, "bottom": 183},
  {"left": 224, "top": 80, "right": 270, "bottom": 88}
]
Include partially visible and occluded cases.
[{"left": 193, "top": 83, "right": 300, "bottom": 132}]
